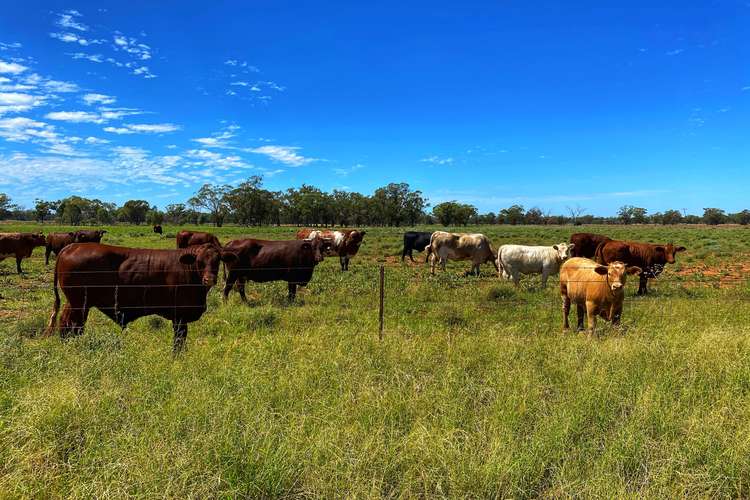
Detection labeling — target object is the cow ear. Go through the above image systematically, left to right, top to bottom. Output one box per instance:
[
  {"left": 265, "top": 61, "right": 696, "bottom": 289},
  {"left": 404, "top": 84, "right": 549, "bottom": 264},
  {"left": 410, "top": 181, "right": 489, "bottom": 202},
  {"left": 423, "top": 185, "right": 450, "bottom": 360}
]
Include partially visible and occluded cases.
[
  {"left": 568, "top": 243, "right": 575, "bottom": 250},
  {"left": 553, "top": 244, "right": 559, "bottom": 250},
  {"left": 676, "top": 246, "right": 686, "bottom": 252},
  {"left": 221, "top": 251, "right": 238, "bottom": 263},
  {"left": 179, "top": 253, "right": 197, "bottom": 265},
  {"left": 594, "top": 265, "right": 609, "bottom": 275},
  {"left": 627, "top": 266, "right": 642, "bottom": 275}
]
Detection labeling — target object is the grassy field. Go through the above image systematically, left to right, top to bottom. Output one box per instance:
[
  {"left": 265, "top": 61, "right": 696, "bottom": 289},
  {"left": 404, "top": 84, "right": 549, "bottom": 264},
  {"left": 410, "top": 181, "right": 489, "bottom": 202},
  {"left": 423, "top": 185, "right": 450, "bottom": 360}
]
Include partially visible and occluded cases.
[{"left": 2, "top": 223, "right": 750, "bottom": 497}]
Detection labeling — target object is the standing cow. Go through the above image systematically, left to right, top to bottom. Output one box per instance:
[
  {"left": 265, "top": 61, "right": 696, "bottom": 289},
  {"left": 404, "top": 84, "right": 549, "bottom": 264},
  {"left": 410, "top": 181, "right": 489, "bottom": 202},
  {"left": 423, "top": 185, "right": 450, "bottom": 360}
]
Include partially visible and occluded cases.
[
  {"left": 153, "top": 225, "right": 163, "bottom": 235},
  {"left": 296, "top": 228, "right": 366, "bottom": 271},
  {"left": 45, "top": 229, "right": 107, "bottom": 265},
  {"left": 176, "top": 230, "right": 221, "bottom": 248},
  {"left": 402, "top": 231, "right": 432, "bottom": 262},
  {"left": 427, "top": 231, "right": 498, "bottom": 276},
  {"left": 0, "top": 232, "right": 46, "bottom": 273},
  {"left": 569, "top": 232, "right": 611, "bottom": 258},
  {"left": 223, "top": 238, "right": 329, "bottom": 302},
  {"left": 595, "top": 240, "right": 686, "bottom": 295},
  {"left": 44, "top": 242, "right": 237, "bottom": 352},
  {"left": 496, "top": 242, "right": 574, "bottom": 287},
  {"left": 560, "top": 257, "right": 641, "bottom": 333}
]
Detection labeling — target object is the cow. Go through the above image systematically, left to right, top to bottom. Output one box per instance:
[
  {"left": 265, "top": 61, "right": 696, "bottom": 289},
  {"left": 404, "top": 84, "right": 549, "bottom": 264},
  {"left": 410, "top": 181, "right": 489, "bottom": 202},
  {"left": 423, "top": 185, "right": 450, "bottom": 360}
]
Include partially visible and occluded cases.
[
  {"left": 153, "top": 225, "right": 163, "bottom": 235},
  {"left": 296, "top": 228, "right": 366, "bottom": 271},
  {"left": 45, "top": 229, "right": 107, "bottom": 265},
  {"left": 176, "top": 230, "right": 221, "bottom": 249},
  {"left": 402, "top": 231, "right": 432, "bottom": 262},
  {"left": 426, "top": 231, "right": 498, "bottom": 276},
  {"left": 0, "top": 232, "right": 46, "bottom": 273},
  {"left": 569, "top": 232, "right": 611, "bottom": 258},
  {"left": 223, "top": 238, "right": 329, "bottom": 302},
  {"left": 594, "top": 240, "right": 686, "bottom": 295},
  {"left": 43, "top": 242, "right": 237, "bottom": 352},
  {"left": 496, "top": 242, "right": 574, "bottom": 287},
  {"left": 560, "top": 257, "right": 641, "bottom": 334}
]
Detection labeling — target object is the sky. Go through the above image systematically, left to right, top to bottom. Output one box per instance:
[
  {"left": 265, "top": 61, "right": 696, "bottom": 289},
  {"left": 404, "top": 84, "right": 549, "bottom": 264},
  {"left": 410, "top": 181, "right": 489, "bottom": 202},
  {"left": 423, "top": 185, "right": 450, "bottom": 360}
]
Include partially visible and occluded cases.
[{"left": 0, "top": 1, "right": 748, "bottom": 216}]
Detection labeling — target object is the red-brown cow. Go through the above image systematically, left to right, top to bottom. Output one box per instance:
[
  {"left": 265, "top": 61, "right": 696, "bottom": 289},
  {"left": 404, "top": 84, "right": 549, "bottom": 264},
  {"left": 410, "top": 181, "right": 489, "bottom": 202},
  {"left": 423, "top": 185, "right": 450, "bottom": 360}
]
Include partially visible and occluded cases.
[
  {"left": 296, "top": 228, "right": 366, "bottom": 271},
  {"left": 45, "top": 229, "right": 107, "bottom": 265},
  {"left": 176, "top": 230, "right": 221, "bottom": 248},
  {"left": 0, "top": 232, "right": 45, "bottom": 273},
  {"left": 569, "top": 232, "right": 612, "bottom": 258},
  {"left": 594, "top": 240, "right": 686, "bottom": 295},
  {"left": 44, "top": 242, "right": 237, "bottom": 352}
]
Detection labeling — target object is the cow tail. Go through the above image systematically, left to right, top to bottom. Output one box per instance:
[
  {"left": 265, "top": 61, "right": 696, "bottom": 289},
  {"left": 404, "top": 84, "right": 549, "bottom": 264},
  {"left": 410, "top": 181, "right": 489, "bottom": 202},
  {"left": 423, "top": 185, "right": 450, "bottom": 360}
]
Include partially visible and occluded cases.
[
  {"left": 594, "top": 241, "right": 606, "bottom": 264},
  {"left": 496, "top": 245, "right": 506, "bottom": 278},
  {"left": 44, "top": 261, "right": 61, "bottom": 337}
]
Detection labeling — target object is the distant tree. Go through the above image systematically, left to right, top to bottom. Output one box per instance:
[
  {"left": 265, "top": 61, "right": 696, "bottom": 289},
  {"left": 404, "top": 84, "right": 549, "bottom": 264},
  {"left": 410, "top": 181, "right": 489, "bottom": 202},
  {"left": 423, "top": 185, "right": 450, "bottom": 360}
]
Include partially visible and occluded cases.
[
  {"left": 226, "top": 176, "right": 280, "bottom": 226},
  {"left": 370, "top": 182, "right": 427, "bottom": 226},
  {"left": 189, "top": 183, "right": 231, "bottom": 227},
  {"left": 0, "top": 193, "right": 17, "bottom": 219},
  {"left": 34, "top": 199, "right": 55, "bottom": 223},
  {"left": 119, "top": 200, "right": 151, "bottom": 225},
  {"left": 433, "top": 201, "right": 477, "bottom": 226},
  {"left": 567, "top": 204, "right": 586, "bottom": 225},
  {"left": 499, "top": 205, "right": 525, "bottom": 225},
  {"left": 617, "top": 205, "right": 634, "bottom": 224},
  {"left": 96, "top": 207, "right": 114, "bottom": 224},
  {"left": 524, "top": 207, "right": 543, "bottom": 225},
  {"left": 632, "top": 207, "right": 648, "bottom": 224},
  {"left": 702, "top": 207, "right": 727, "bottom": 225},
  {"left": 146, "top": 209, "right": 165, "bottom": 226},
  {"left": 660, "top": 209, "right": 682, "bottom": 225},
  {"left": 733, "top": 209, "right": 750, "bottom": 225},
  {"left": 477, "top": 212, "right": 497, "bottom": 224}
]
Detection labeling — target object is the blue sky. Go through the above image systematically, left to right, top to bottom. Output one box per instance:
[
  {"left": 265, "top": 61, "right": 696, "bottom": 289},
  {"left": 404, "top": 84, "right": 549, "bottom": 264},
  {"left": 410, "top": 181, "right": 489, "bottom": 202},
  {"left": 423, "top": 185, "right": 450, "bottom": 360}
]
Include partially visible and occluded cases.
[{"left": 0, "top": 1, "right": 748, "bottom": 215}]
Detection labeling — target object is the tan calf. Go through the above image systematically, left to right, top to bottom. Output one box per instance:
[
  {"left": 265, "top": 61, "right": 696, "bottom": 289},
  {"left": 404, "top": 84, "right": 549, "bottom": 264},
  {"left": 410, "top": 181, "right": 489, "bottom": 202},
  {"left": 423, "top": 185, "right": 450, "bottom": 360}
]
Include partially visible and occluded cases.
[{"left": 559, "top": 257, "right": 641, "bottom": 333}]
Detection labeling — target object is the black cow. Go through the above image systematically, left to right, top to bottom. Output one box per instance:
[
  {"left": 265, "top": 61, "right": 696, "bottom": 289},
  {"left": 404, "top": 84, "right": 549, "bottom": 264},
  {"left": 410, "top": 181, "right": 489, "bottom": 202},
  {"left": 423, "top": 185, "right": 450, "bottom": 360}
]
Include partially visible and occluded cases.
[{"left": 402, "top": 231, "right": 432, "bottom": 262}]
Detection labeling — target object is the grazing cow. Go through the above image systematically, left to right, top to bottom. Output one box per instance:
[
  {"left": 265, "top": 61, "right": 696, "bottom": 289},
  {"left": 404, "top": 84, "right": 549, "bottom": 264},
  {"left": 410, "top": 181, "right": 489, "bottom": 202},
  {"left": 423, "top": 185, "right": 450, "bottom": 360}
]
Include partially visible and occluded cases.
[
  {"left": 153, "top": 225, "right": 163, "bottom": 235},
  {"left": 296, "top": 228, "right": 366, "bottom": 271},
  {"left": 45, "top": 229, "right": 107, "bottom": 265},
  {"left": 176, "top": 230, "right": 221, "bottom": 249},
  {"left": 402, "top": 231, "right": 432, "bottom": 262},
  {"left": 427, "top": 231, "right": 498, "bottom": 276},
  {"left": 0, "top": 232, "right": 46, "bottom": 273},
  {"left": 569, "top": 232, "right": 611, "bottom": 258},
  {"left": 223, "top": 238, "right": 329, "bottom": 302},
  {"left": 595, "top": 240, "right": 686, "bottom": 295},
  {"left": 44, "top": 242, "right": 237, "bottom": 352},
  {"left": 496, "top": 242, "right": 574, "bottom": 287},
  {"left": 560, "top": 257, "right": 641, "bottom": 333}
]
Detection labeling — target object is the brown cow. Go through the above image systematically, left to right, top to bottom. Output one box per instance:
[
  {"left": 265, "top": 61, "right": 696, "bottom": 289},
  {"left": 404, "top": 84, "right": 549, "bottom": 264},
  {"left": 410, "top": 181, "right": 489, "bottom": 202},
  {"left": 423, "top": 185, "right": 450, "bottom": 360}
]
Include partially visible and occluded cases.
[
  {"left": 153, "top": 225, "right": 163, "bottom": 235},
  {"left": 296, "top": 228, "right": 366, "bottom": 271},
  {"left": 45, "top": 229, "right": 107, "bottom": 265},
  {"left": 176, "top": 230, "right": 221, "bottom": 249},
  {"left": 0, "top": 232, "right": 45, "bottom": 273},
  {"left": 569, "top": 232, "right": 611, "bottom": 258},
  {"left": 223, "top": 238, "right": 329, "bottom": 302},
  {"left": 595, "top": 240, "right": 686, "bottom": 295},
  {"left": 44, "top": 242, "right": 237, "bottom": 352},
  {"left": 560, "top": 257, "right": 641, "bottom": 333}
]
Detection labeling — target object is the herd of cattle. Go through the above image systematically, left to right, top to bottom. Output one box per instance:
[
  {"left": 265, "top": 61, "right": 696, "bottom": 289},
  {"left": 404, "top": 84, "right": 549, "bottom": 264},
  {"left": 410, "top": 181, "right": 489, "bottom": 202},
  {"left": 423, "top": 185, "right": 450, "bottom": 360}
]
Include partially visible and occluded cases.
[{"left": 0, "top": 227, "right": 685, "bottom": 350}]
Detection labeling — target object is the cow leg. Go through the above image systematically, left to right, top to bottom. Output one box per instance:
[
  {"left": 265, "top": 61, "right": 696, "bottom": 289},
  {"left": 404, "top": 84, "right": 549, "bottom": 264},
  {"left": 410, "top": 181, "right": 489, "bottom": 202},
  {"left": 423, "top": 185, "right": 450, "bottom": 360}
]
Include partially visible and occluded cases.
[
  {"left": 45, "top": 248, "right": 51, "bottom": 266},
  {"left": 409, "top": 250, "right": 416, "bottom": 263},
  {"left": 430, "top": 253, "right": 437, "bottom": 275},
  {"left": 339, "top": 255, "right": 346, "bottom": 271},
  {"left": 15, "top": 256, "right": 23, "bottom": 274},
  {"left": 440, "top": 257, "right": 447, "bottom": 272},
  {"left": 223, "top": 270, "right": 239, "bottom": 301},
  {"left": 541, "top": 270, "right": 549, "bottom": 288},
  {"left": 637, "top": 275, "right": 648, "bottom": 295},
  {"left": 236, "top": 277, "right": 248, "bottom": 303},
  {"left": 288, "top": 282, "right": 297, "bottom": 302},
  {"left": 562, "top": 295, "right": 571, "bottom": 330},
  {"left": 586, "top": 301, "right": 597, "bottom": 334},
  {"left": 59, "top": 303, "right": 88, "bottom": 338},
  {"left": 610, "top": 303, "right": 623, "bottom": 326},
  {"left": 576, "top": 304, "right": 585, "bottom": 331},
  {"left": 172, "top": 320, "right": 187, "bottom": 353}
]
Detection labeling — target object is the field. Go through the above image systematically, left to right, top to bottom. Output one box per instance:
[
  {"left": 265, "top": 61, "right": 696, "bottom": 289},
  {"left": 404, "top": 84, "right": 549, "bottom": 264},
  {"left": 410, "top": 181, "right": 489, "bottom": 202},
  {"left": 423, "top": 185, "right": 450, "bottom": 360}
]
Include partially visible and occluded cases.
[{"left": 2, "top": 223, "right": 750, "bottom": 497}]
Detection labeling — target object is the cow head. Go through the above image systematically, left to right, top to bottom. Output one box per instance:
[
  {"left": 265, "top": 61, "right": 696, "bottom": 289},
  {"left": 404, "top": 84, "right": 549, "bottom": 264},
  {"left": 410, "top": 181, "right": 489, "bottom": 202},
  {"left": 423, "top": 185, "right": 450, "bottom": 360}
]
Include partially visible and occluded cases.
[
  {"left": 344, "top": 230, "right": 366, "bottom": 254},
  {"left": 28, "top": 232, "right": 46, "bottom": 247},
  {"left": 310, "top": 237, "right": 333, "bottom": 262},
  {"left": 552, "top": 242, "right": 574, "bottom": 262},
  {"left": 179, "top": 243, "right": 237, "bottom": 287},
  {"left": 658, "top": 243, "right": 686, "bottom": 264},
  {"left": 594, "top": 261, "right": 642, "bottom": 292}
]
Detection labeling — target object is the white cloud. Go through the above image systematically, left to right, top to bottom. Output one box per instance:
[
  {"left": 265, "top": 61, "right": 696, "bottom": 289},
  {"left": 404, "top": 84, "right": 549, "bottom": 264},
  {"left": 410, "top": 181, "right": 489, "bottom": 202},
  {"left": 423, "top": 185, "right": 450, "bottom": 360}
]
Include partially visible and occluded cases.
[
  {"left": 55, "top": 10, "right": 88, "bottom": 32},
  {"left": 49, "top": 32, "right": 103, "bottom": 46},
  {"left": 113, "top": 34, "right": 152, "bottom": 60},
  {"left": 0, "top": 42, "right": 22, "bottom": 51},
  {"left": 666, "top": 49, "right": 684, "bottom": 56},
  {"left": 68, "top": 52, "right": 104, "bottom": 63},
  {"left": 0, "top": 60, "right": 28, "bottom": 74},
  {"left": 132, "top": 65, "right": 156, "bottom": 78},
  {"left": 41, "top": 79, "right": 79, "bottom": 93},
  {"left": 742, "top": 86, "right": 750, "bottom": 91},
  {"left": 0, "top": 92, "right": 45, "bottom": 114},
  {"left": 83, "top": 93, "right": 116, "bottom": 105},
  {"left": 46, "top": 111, "right": 105, "bottom": 123},
  {"left": 104, "top": 123, "right": 180, "bottom": 134},
  {"left": 103, "top": 126, "right": 133, "bottom": 134},
  {"left": 192, "top": 129, "right": 234, "bottom": 148},
  {"left": 84, "top": 136, "right": 110, "bottom": 144},
  {"left": 246, "top": 145, "right": 316, "bottom": 166},
  {"left": 186, "top": 148, "right": 253, "bottom": 170},
  {"left": 421, "top": 155, "right": 454, "bottom": 165},
  {"left": 334, "top": 164, "right": 365, "bottom": 176}
]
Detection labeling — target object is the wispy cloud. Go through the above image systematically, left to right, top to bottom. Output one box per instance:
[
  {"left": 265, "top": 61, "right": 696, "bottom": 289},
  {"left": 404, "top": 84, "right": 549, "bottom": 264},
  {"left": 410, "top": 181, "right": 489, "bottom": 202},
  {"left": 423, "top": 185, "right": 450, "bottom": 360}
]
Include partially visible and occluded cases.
[
  {"left": 55, "top": 10, "right": 88, "bottom": 32},
  {"left": 50, "top": 32, "right": 103, "bottom": 46},
  {"left": 0, "top": 42, "right": 22, "bottom": 51},
  {"left": 666, "top": 48, "right": 684, "bottom": 56},
  {"left": 224, "top": 59, "right": 260, "bottom": 72},
  {"left": 0, "top": 60, "right": 28, "bottom": 74},
  {"left": 83, "top": 93, "right": 116, "bottom": 105},
  {"left": 46, "top": 110, "right": 106, "bottom": 123},
  {"left": 103, "top": 123, "right": 181, "bottom": 134},
  {"left": 246, "top": 145, "right": 317, "bottom": 166},
  {"left": 421, "top": 155, "right": 454, "bottom": 165},
  {"left": 334, "top": 163, "right": 365, "bottom": 176}
]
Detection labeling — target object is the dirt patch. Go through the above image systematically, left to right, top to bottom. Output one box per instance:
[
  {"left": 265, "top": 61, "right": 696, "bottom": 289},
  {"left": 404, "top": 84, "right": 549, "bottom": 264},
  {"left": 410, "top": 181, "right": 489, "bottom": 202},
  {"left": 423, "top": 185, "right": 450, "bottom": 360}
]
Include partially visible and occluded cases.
[{"left": 675, "top": 258, "right": 750, "bottom": 288}]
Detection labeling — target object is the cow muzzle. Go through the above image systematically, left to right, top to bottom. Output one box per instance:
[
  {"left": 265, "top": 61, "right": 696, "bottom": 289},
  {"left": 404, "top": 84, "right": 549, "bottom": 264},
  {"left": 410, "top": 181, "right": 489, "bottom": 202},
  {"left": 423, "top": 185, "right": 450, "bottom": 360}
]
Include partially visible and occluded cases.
[{"left": 610, "top": 282, "right": 623, "bottom": 291}]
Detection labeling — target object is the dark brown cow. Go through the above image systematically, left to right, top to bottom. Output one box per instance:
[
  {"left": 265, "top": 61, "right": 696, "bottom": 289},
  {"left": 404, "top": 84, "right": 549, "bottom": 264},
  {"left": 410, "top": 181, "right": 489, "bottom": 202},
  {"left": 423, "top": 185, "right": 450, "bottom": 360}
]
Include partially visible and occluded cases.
[
  {"left": 153, "top": 225, "right": 163, "bottom": 235},
  {"left": 296, "top": 228, "right": 366, "bottom": 271},
  {"left": 45, "top": 229, "right": 106, "bottom": 265},
  {"left": 176, "top": 230, "right": 220, "bottom": 249},
  {"left": 0, "top": 232, "right": 45, "bottom": 273},
  {"left": 569, "top": 232, "right": 611, "bottom": 258},
  {"left": 223, "top": 238, "right": 329, "bottom": 302},
  {"left": 594, "top": 240, "right": 686, "bottom": 295},
  {"left": 44, "top": 242, "right": 237, "bottom": 352}
]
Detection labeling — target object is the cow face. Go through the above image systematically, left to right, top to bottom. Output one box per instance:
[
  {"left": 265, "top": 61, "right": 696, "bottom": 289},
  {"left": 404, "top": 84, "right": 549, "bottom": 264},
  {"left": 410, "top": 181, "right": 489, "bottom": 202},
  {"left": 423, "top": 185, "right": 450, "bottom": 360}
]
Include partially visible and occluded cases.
[
  {"left": 345, "top": 230, "right": 365, "bottom": 253},
  {"left": 29, "top": 232, "right": 45, "bottom": 247},
  {"left": 309, "top": 238, "right": 332, "bottom": 263},
  {"left": 552, "top": 242, "right": 574, "bottom": 262},
  {"left": 179, "top": 244, "right": 237, "bottom": 287},
  {"left": 594, "top": 261, "right": 642, "bottom": 292}
]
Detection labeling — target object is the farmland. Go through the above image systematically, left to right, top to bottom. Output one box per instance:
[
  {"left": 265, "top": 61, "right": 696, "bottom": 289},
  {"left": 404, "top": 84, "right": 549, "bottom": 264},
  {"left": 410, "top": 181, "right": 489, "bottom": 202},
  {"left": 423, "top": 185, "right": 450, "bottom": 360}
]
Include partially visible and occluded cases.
[{"left": 2, "top": 223, "right": 750, "bottom": 497}]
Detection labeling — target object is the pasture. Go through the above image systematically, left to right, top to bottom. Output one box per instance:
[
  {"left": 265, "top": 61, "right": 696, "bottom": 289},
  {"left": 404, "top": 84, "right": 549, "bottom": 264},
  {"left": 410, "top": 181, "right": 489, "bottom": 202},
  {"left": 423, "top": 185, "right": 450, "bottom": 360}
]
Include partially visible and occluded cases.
[{"left": 2, "top": 223, "right": 750, "bottom": 497}]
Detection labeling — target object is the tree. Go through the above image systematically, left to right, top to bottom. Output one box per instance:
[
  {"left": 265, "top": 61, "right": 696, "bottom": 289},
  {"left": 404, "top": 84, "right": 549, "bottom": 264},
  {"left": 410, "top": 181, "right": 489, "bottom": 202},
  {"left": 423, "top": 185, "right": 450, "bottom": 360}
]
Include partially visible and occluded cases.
[
  {"left": 226, "top": 176, "right": 279, "bottom": 226},
  {"left": 371, "top": 182, "right": 427, "bottom": 226},
  {"left": 189, "top": 183, "right": 231, "bottom": 227},
  {"left": 0, "top": 193, "right": 17, "bottom": 219},
  {"left": 34, "top": 199, "right": 55, "bottom": 223},
  {"left": 119, "top": 200, "right": 151, "bottom": 225},
  {"left": 432, "top": 201, "right": 477, "bottom": 226},
  {"left": 567, "top": 204, "right": 586, "bottom": 225},
  {"left": 499, "top": 205, "right": 525, "bottom": 225},
  {"left": 617, "top": 205, "right": 634, "bottom": 225},
  {"left": 524, "top": 207, "right": 543, "bottom": 225},
  {"left": 632, "top": 207, "right": 648, "bottom": 224},
  {"left": 702, "top": 207, "right": 726, "bottom": 225},
  {"left": 146, "top": 209, "right": 165, "bottom": 225},
  {"left": 661, "top": 209, "right": 683, "bottom": 225},
  {"left": 733, "top": 209, "right": 750, "bottom": 225}
]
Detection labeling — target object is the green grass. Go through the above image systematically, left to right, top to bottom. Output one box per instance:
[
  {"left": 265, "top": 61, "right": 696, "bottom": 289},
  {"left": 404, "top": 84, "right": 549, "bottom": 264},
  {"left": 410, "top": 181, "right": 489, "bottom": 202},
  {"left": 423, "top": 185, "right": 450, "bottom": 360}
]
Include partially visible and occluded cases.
[{"left": 2, "top": 223, "right": 750, "bottom": 497}]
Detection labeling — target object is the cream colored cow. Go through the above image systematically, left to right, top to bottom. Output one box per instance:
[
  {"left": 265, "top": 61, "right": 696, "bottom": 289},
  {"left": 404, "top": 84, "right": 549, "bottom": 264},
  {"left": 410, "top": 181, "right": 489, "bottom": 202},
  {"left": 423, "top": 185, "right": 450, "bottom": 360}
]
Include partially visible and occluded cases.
[{"left": 427, "top": 231, "right": 497, "bottom": 276}]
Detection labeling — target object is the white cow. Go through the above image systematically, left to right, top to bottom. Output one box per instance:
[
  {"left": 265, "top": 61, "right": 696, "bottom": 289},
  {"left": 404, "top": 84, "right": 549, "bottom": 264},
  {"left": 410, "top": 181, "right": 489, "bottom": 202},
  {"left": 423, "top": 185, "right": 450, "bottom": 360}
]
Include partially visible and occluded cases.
[
  {"left": 428, "top": 231, "right": 498, "bottom": 276},
  {"left": 496, "top": 242, "right": 574, "bottom": 287}
]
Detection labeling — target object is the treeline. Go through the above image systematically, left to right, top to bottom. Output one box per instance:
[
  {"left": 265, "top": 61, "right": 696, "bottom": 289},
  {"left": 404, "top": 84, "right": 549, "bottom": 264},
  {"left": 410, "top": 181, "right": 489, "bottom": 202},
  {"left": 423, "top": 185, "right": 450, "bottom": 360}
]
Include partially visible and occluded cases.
[{"left": 1, "top": 180, "right": 749, "bottom": 227}]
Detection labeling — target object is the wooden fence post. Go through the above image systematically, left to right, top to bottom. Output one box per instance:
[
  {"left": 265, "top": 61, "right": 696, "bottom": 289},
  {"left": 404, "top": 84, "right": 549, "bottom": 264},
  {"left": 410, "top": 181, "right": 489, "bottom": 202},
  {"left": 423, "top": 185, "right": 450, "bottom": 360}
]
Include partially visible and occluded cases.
[{"left": 379, "top": 264, "right": 385, "bottom": 340}]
